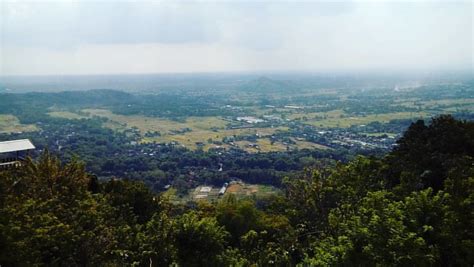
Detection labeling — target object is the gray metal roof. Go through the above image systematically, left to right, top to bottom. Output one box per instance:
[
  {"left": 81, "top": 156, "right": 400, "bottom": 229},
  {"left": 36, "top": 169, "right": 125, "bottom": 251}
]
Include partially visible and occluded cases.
[{"left": 0, "top": 139, "right": 35, "bottom": 153}]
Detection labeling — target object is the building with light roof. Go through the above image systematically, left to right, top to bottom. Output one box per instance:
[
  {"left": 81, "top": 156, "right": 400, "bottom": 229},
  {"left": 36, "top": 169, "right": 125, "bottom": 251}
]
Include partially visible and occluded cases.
[{"left": 0, "top": 139, "right": 35, "bottom": 169}]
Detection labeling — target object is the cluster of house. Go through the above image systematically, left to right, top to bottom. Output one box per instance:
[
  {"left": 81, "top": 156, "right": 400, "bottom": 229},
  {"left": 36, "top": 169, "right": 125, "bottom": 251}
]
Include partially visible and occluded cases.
[
  {"left": 236, "top": 116, "right": 264, "bottom": 124},
  {"left": 307, "top": 128, "right": 397, "bottom": 150}
]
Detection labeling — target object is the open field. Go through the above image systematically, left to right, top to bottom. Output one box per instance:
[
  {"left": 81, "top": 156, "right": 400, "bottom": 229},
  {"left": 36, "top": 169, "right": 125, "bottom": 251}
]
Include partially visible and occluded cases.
[
  {"left": 285, "top": 98, "right": 474, "bottom": 121},
  {"left": 395, "top": 98, "right": 474, "bottom": 111},
  {"left": 48, "top": 107, "right": 415, "bottom": 151},
  {"left": 60, "top": 107, "right": 425, "bottom": 131},
  {"left": 78, "top": 109, "right": 292, "bottom": 151},
  {"left": 81, "top": 109, "right": 229, "bottom": 132},
  {"left": 83, "top": 109, "right": 229, "bottom": 149},
  {"left": 287, "top": 109, "right": 345, "bottom": 120},
  {"left": 48, "top": 111, "right": 88, "bottom": 120},
  {"left": 306, "top": 111, "right": 428, "bottom": 128},
  {"left": 0, "top": 114, "right": 38, "bottom": 133},
  {"left": 142, "top": 126, "right": 289, "bottom": 151},
  {"left": 234, "top": 138, "right": 330, "bottom": 153},
  {"left": 235, "top": 139, "right": 288, "bottom": 153},
  {"left": 256, "top": 139, "right": 288, "bottom": 152},
  {"left": 294, "top": 140, "right": 332, "bottom": 150},
  {"left": 163, "top": 182, "right": 281, "bottom": 204},
  {"left": 226, "top": 182, "right": 281, "bottom": 199},
  {"left": 162, "top": 186, "right": 218, "bottom": 204},
  {"left": 191, "top": 186, "right": 221, "bottom": 202}
]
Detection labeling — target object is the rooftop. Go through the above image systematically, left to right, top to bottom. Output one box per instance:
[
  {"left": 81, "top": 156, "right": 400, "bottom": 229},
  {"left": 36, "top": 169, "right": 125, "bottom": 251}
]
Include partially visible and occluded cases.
[
  {"left": 0, "top": 139, "right": 35, "bottom": 154},
  {"left": 200, "top": 186, "right": 212, "bottom": 193}
]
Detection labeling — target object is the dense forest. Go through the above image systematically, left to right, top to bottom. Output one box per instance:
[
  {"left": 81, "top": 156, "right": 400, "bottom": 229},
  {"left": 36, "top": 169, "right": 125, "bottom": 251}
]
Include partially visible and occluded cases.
[{"left": 1, "top": 115, "right": 472, "bottom": 266}]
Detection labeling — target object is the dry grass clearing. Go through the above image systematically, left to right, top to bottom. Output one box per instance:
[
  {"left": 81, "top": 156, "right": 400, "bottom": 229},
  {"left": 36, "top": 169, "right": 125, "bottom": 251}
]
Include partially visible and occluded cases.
[
  {"left": 395, "top": 98, "right": 474, "bottom": 111},
  {"left": 49, "top": 108, "right": 335, "bottom": 151},
  {"left": 83, "top": 109, "right": 227, "bottom": 132},
  {"left": 287, "top": 109, "right": 345, "bottom": 120},
  {"left": 289, "top": 109, "right": 429, "bottom": 128},
  {"left": 48, "top": 111, "right": 88, "bottom": 120},
  {"left": 0, "top": 114, "right": 38, "bottom": 133},
  {"left": 220, "top": 127, "right": 289, "bottom": 137},
  {"left": 235, "top": 138, "right": 330, "bottom": 153},
  {"left": 257, "top": 139, "right": 288, "bottom": 152},
  {"left": 294, "top": 140, "right": 331, "bottom": 150},
  {"left": 226, "top": 182, "right": 280, "bottom": 199},
  {"left": 165, "top": 183, "right": 280, "bottom": 203}
]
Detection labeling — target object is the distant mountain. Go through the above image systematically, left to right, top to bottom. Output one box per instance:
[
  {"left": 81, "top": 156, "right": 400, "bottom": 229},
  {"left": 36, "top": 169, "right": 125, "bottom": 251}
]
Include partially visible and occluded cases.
[{"left": 239, "top": 76, "right": 298, "bottom": 93}]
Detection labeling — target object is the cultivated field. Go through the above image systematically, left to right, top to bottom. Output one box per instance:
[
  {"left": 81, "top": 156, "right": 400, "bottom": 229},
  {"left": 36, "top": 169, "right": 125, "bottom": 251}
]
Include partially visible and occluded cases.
[
  {"left": 48, "top": 107, "right": 420, "bottom": 151},
  {"left": 56, "top": 109, "right": 293, "bottom": 151},
  {"left": 48, "top": 111, "right": 88, "bottom": 120},
  {"left": 306, "top": 111, "right": 427, "bottom": 128},
  {"left": 0, "top": 114, "right": 38, "bottom": 133},
  {"left": 162, "top": 182, "right": 280, "bottom": 204},
  {"left": 226, "top": 182, "right": 280, "bottom": 199}
]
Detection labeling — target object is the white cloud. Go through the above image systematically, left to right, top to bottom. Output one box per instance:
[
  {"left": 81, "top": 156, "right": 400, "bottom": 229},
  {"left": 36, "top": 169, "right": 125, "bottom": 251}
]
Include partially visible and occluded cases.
[{"left": 0, "top": 0, "right": 472, "bottom": 75}]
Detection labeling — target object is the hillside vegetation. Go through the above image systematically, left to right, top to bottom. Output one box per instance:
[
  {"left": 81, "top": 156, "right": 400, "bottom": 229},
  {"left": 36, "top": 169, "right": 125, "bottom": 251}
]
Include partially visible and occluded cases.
[{"left": 0, "top": 115, "right": 472, "bottom": 266}]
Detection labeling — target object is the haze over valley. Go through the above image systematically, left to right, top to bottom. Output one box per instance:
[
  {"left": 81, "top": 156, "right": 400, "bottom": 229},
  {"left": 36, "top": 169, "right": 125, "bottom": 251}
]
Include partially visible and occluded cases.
[{"left": 0, "top": 1, "right": 473, "bottom": 266}]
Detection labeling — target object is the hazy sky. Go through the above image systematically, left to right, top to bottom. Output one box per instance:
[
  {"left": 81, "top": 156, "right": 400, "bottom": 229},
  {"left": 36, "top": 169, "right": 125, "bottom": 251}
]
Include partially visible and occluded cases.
[{"left": 0, "top": 0, "right": 472, "bottom": 75}]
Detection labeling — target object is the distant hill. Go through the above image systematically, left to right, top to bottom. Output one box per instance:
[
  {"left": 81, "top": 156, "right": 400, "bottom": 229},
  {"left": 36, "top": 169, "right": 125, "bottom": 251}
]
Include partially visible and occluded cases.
[
  {"left": 238, "top": 76, "right": 299, "bottom": 93},
  {"left": 22, "top": 89, "right": 135, "bottom": 107}
]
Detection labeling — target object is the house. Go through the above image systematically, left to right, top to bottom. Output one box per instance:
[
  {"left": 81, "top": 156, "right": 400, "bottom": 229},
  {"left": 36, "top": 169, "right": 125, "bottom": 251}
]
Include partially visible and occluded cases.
[{"left": 0, "top": 139, "right": 35, "bottom": 169}]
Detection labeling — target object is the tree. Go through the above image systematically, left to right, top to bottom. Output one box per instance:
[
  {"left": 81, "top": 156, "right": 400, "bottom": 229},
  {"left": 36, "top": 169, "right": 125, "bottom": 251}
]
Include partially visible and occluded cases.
[
  {"left": 0, "top": 152, "right": 121, "bottom": 266},
  {"left": 308, "top": 191, "right": 437, "bottom": 266},
  {"left": 216, "top": 194, "right": 261, "bottom": 244},
  {"left": 174, "top": 212, "right": 229, "bottom": 266},
  {"left": 139, "top": 213, "right": 176, "bottom": 266}
]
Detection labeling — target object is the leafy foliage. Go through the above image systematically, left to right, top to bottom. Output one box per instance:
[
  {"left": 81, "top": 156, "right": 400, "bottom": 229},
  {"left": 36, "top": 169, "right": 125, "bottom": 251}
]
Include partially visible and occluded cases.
[{"left": 0, "top": 115, "right": 472, "bottom": 266}]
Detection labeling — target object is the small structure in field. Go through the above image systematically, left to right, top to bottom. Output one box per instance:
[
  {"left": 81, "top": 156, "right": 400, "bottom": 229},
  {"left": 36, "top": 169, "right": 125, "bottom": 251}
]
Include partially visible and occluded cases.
[
  {"left": 236, "top": 116, "right": 264, "bottom": 124},
  {"left": 0, "top": 139, "right": 35, "bottom": 169},
  {"left": 219, "top": 182, "right": 229, "bottom": 196},
  {"left": 193, "top": 186, "right": 212, "bottom": 200},
  {"left": 200, "top": 186, "right": 212, "bottom": 193},
  {"left": 195, "top": 194, "right": 208, "bottom": 199}
]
